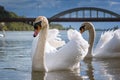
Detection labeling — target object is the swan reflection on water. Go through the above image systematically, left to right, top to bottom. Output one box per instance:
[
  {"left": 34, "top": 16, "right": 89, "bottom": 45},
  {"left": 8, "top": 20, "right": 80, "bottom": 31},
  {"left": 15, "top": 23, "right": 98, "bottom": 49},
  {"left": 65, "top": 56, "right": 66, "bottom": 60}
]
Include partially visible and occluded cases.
[
  {"left": 31, "top": 58, "right": 120, "bottom": 80},
  {"left": 92, "top": 58, "right": 120, "bottom": 80},
  {"left": 32, "top": 70, "right": 86, "bottom": 80}
]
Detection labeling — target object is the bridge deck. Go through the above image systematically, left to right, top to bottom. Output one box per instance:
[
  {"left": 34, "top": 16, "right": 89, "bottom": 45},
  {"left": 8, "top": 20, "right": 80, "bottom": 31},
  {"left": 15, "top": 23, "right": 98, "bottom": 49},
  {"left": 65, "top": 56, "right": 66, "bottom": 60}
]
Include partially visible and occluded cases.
[{"left": 0, "top": 18, "right": 120, "bottom": 22}]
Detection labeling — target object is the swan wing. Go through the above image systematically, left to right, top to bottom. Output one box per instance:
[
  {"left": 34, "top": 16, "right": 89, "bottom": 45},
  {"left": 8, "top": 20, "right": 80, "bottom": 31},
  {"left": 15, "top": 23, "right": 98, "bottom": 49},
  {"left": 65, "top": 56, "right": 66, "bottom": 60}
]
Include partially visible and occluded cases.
[
  {"left": 31, "top": 29, "right": 65, "bottom": 58},
  {"left": 46, "top": 29, "right": 89, "bottom": 71},
  {"left": 47, "top": 29, "right": 65, "bottom": 48},
  {"left": 67, "top": 29, "right": 89, "bottom": 59},
  {"left": 94, "top": 29, "right": 120, "bottom": 57},
  {"left": 94, "top": 30, "right": 113, "bottom": 52}
]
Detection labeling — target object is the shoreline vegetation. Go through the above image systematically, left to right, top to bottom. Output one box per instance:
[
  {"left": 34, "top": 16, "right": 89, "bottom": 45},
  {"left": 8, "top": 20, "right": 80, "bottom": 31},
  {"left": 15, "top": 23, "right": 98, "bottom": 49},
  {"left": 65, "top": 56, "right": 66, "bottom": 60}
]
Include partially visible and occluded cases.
[
  {"left": 0, "top": 5, "right": 119, "bottom": 31},
  {"left": 0, "top": 5, "right": 74, "bottom": 31}
]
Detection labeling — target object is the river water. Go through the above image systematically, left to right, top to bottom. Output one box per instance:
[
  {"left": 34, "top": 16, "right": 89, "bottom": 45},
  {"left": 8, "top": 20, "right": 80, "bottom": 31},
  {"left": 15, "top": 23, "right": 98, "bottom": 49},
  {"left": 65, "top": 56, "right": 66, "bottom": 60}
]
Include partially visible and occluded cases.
[{"left": 0, "top": 31, "right": 120, "bottom": 80}]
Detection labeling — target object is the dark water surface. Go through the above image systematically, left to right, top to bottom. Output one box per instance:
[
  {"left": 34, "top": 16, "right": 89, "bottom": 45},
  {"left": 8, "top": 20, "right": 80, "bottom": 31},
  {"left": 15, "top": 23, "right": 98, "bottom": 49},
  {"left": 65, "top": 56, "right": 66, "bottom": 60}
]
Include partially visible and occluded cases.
[{"left": 0, "top": 31, "right": 120, "bottom": 80}]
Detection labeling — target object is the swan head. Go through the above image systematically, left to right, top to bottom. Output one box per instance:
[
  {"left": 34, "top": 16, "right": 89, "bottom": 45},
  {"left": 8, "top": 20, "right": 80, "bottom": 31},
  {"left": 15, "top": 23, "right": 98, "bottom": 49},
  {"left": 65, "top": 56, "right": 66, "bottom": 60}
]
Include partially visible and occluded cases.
[
  {"left": 33, "top": 16, "right": 49, "bottom": 37},
  {"left": 79, "top": 22, "right": 94, "bottom": 33}
]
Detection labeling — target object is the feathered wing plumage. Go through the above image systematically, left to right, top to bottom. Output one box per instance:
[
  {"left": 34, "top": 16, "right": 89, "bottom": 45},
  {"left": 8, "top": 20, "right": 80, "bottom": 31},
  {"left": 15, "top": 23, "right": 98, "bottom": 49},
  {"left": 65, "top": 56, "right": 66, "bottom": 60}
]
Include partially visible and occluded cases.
[
  {"left": 80, "top": 22, "right": 120, "bottom": 58},
  {"left": 31, "top": 29, "right": 89, "bottom": 72},
  {"left": 31, "top": 29, "right": 65, "bottom": 58},
  {"left": 42, "top": 29, "right": 65, "bottom": 55},
  {"left": 46, "top": 29, "right": 89, "bottom": 71},
  {"left": 47, "top": 29, "right": 65, "bottom": 48},
  {"left": 67, "top": 29, "right": 89, "bottom": 59},
  {"left": 93, "top": 29, "right": 120, "bottom": 58}
]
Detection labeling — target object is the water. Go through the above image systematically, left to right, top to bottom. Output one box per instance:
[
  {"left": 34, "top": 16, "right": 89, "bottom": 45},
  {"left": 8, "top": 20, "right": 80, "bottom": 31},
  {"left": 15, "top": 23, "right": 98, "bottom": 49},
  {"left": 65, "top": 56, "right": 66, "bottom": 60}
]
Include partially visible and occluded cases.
[{"left": 0, "top": 31, "right": 120, "bottom": 80}]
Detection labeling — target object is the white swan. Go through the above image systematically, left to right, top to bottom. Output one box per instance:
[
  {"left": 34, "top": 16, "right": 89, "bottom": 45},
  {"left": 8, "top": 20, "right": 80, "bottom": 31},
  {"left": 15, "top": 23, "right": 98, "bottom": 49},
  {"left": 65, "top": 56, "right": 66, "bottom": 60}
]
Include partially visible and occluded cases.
[
  {"left": 31, "top": 16, "right": 89, "bottom": 72},
  {"left": 80, "top": 22, "right": 120, "bottom": 58},
  {"left": 0, "top": 30, "right": 5, "bottom": 38}
]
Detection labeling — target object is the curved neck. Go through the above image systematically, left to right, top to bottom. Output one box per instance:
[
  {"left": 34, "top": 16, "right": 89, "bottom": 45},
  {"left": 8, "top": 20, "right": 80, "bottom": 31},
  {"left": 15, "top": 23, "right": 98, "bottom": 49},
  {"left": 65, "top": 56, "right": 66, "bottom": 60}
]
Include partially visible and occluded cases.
[
  {"left": 32, "top": 26, "right": 48, "bottom": 71},
  {"left": 85, "top": 26, "right": 95, "bottom": 58}
]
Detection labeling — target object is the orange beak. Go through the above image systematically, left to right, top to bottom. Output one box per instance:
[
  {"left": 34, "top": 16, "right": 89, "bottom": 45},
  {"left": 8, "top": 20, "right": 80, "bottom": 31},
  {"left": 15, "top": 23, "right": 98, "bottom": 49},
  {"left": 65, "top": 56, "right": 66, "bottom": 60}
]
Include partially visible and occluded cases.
[
  {"left": 33, "top": 25, "right": 41, "bottom": 37},
  {"left": 33, "top": 29, "right": 39, "bottom": 37}
]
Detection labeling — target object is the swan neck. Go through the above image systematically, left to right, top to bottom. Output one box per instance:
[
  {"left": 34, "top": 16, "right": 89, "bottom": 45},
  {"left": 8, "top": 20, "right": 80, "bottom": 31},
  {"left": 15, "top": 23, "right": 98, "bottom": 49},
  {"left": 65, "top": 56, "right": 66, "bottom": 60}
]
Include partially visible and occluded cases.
[
  {"left": 32, "top": 26, "right": 48, "bottom": 71},
  {"left": 86, "top": 26, "right": 95, "bottom": 58}
]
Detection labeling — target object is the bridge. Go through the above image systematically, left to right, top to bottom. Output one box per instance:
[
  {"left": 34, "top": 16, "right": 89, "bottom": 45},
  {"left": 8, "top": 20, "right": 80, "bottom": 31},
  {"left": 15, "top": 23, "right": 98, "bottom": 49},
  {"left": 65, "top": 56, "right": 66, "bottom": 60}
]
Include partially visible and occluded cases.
[{"left": 0, "top": 7, "right": 120, "bottom": 24}]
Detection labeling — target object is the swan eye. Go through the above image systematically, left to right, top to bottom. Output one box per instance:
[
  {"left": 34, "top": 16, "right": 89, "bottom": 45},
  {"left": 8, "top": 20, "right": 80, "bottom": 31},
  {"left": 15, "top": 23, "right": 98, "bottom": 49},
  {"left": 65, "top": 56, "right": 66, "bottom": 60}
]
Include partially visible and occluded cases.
[{"left": 33, "top": 21, "right": 42, "bottom": 29}]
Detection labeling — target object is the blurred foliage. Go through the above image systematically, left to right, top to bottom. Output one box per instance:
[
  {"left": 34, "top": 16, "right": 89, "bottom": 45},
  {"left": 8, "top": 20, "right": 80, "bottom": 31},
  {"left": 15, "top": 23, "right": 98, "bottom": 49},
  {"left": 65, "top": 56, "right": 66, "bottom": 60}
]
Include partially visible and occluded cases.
[
  {"left": 0, "top": 5, "right": 74, "bottom": 31},
  {"left": 0, "top": 5, "right": 33, "bottom": 31},
  {"left": 0, "top": 6, "right": 18, "bottom": 18},
  {"left": 5, "top": 22, "right": 33, "bottom": 31},
  {"left": 50, "top": 23, "right": 65, "bottom": 30},
  {"left": 50, "top": 23, "right": 74, "bottom": 30}
]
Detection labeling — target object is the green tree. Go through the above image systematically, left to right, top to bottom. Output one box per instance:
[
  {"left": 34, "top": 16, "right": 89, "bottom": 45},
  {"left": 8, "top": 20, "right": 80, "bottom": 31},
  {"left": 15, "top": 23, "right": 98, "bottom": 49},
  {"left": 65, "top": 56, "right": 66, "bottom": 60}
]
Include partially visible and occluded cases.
[{"left": 50, "top": 23, "right": 65, "bottom": 30}]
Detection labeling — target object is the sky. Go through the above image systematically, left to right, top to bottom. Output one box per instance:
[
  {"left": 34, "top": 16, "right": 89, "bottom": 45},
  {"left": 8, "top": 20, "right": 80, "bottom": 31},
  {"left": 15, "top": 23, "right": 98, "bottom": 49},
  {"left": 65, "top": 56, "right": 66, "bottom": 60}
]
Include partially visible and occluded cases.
[{"left": 0, "top": 0, "right": 120, "bottom": 29}]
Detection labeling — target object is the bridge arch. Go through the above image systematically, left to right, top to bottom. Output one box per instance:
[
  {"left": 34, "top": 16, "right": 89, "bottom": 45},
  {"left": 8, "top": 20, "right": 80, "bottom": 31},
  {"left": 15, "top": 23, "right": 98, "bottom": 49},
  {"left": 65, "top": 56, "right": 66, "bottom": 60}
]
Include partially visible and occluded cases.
[{"left": 51, "top": 7, "right": 120, "bottom": 19}]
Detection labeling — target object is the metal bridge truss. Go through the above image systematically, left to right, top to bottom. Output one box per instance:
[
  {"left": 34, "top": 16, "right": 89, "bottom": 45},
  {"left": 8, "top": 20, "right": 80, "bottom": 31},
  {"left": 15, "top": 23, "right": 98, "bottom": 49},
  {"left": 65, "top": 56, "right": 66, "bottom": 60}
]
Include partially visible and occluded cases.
[{"left": 51, "top": 7, "right": 120, "bottom": 19}]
